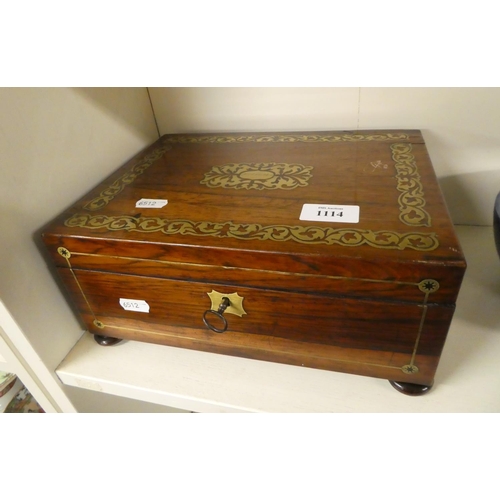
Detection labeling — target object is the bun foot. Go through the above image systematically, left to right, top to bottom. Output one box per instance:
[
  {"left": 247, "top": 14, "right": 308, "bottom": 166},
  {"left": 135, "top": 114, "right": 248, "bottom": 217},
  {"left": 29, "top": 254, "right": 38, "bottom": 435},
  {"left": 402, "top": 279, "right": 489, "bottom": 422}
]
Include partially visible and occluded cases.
[
  {"left": 94, "top": 334, "right": 122, "bottom": 346},
  {"left": 389, "top": 380, "right": 433, "bottom": 396}
]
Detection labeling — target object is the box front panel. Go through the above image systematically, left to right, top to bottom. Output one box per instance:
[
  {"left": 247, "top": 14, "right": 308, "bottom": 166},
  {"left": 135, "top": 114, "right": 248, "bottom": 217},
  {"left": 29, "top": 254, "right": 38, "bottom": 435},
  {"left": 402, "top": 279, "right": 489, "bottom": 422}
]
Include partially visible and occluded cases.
[
  {"left": 41, "top": 131, "right": 466, "bottom": 389},
  {"left": 55, "top": 267, "right": 455, "bottom": 385}
]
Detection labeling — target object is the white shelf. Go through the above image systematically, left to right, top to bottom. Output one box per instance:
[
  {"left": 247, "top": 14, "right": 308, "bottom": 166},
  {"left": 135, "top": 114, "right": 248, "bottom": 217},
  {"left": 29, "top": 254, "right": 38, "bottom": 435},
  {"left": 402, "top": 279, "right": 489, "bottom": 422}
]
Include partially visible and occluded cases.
[
  {"left": 56, "top": 225, "right": 500, "bottom": 412},
  {"left": 0, "top": 337, "right": 13, "bottom": 373}
]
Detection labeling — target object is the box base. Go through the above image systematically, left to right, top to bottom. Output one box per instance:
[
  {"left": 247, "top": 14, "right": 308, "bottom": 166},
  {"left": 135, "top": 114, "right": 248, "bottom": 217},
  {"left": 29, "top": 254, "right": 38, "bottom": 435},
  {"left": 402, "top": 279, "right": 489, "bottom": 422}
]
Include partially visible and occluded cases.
[{"left": 90, "top": 332, "right": 435, "bottom": 396}]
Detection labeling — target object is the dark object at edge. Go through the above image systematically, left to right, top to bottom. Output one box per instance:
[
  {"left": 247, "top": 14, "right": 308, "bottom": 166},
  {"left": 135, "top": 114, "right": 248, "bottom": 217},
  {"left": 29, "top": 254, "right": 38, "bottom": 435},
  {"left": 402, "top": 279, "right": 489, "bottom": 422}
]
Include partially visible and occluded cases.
[{"left": 495, "top": 192, "right": 500, "bottom": 259}]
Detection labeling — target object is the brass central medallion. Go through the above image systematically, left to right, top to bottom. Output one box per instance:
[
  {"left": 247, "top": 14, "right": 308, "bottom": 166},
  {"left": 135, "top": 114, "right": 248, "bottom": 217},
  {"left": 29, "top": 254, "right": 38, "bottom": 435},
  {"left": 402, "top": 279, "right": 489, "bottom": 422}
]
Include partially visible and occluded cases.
[{"left": 200, "top": 162, "right": 313, "bottom": 190}]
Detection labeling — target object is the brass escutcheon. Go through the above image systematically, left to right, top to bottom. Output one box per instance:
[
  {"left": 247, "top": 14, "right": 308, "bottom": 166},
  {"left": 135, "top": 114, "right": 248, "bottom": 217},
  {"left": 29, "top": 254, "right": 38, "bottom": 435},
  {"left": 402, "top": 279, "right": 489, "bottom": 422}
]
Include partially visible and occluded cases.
[
  {"left": 207, "top": 290, "right": 246, "bottom": 317},
  {"left": 203, "top": 291, "right": 247, "bottom": 333}
]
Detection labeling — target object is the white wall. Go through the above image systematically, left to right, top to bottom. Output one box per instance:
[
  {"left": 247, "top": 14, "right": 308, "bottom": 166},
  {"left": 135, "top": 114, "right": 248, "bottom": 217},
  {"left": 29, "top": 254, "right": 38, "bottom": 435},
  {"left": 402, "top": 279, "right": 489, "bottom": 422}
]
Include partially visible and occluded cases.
[
  {"left": 149, "top": 87, "right": 500, "bottom": 226},
  {"left": 0, "top": 88, "right": 159, "bottom": 411}
]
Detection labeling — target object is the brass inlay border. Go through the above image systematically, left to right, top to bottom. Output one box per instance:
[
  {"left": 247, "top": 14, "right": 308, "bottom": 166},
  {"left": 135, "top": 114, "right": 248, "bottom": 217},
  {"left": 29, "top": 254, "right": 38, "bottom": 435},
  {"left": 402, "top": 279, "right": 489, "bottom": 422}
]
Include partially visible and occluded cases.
[
  {"left": 162, "top": 133, "right": 410, "bottom": 144},
  {"left": 391, "top": 143, "right": 431, "bottom": 227},
  {"left": 83, "top": 144, "right": 172, "bottom": 211},
  {"left": 200, "top": 162, "right": 313, "bottom": 190},
  {"left": 65, "top": 214, "right": 439, "bottom": 251},
  {"left": 57, "top": 247, "right": 99, "bottom": 325},
  {"left": 70, "top": 250, "right": 418, "bottom": 287},
  {"left": 405, "top": 283, "right": 439, "bottom": 373},
  {"left": 409, "top": 305, "right": 429, "bottom": 369},
  {"left": 100, "top": 323, "right": 407, "bottom": 372},
  {"left": 101, "top": 323, "right": 424, "bottom": 375}
]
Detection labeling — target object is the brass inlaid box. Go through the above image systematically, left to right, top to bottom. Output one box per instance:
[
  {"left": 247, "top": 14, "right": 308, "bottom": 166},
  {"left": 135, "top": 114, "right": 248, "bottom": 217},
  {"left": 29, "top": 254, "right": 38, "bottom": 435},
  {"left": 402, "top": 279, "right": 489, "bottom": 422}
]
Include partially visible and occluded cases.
[{"left": 41, "top": 130, "right": 466, "bottom": 395}]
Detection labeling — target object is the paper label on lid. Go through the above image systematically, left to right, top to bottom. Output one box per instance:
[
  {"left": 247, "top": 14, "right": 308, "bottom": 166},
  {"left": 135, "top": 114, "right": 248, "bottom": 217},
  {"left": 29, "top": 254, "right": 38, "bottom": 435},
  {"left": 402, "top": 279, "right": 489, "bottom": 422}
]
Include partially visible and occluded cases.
[
  {"left": 135, "top": 198, "right": 168, "bottom": 208},
  {"left": 299, "top": 204, "right": 360, "bottom": 223},
  {"left": 119, "top": 298, "right": 150, "bottom": 313}
]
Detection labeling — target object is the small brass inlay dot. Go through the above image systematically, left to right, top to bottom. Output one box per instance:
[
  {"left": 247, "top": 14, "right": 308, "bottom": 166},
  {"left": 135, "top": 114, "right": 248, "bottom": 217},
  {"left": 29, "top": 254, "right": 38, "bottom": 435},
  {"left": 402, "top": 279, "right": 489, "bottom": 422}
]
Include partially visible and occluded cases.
[
  {"left": 57, "top": 247, "right": 71, "bottom": 259},
  {"left": 418, "top": 279, "right": 440, "bottom": 294},
  {"left": 401, "top": 364, "right": 419, "bottom": 374}
]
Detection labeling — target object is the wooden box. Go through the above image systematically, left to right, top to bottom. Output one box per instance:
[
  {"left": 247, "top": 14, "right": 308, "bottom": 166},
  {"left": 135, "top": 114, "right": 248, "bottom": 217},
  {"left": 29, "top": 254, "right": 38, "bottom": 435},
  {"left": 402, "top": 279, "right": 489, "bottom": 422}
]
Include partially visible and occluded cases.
[{"left": 42, "top": 130, "right": 466, "bottom": 395}]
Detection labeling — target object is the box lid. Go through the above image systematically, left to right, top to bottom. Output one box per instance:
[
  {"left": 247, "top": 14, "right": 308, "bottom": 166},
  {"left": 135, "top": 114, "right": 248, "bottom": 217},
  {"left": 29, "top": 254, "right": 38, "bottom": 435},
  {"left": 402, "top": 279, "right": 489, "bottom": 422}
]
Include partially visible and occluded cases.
[{"left": 43, "top": 130, "right": 466, "bottom": 303}]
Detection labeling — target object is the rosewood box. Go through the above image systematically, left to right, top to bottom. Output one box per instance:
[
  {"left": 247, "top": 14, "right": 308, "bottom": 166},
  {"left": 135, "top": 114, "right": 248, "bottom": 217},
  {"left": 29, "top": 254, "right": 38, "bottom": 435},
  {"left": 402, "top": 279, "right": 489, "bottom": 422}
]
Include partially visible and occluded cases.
[{"left": 42, "top": 130, "right": 466, "bottom": 395}]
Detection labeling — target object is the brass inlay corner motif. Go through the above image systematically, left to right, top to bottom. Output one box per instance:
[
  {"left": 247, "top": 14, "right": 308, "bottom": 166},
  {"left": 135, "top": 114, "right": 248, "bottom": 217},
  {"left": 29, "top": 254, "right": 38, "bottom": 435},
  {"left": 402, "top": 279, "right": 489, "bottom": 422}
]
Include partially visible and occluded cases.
[
  {"left": 391, "top": 143, "right": 431, "bottom": 227},
  {"left": 83, "top": 144, "right": 172, "bottom": 212},
  {"left": 200, "top": 162, "right": 313, "bottom": 190},
  {"left": 65, "top": 214, "right": 439, "bottom": 251},
  {"left": 56, "top": 245, "right": 104, "bottom": 330},
  {"left": 57, "top": 247, "right": 71, "bottom": 259},
  {"left": 418, "top": 279, "right": 440, "bottom": 294},
  {"left": 401, "top": 364, "right": 419, "bottom": 374}
]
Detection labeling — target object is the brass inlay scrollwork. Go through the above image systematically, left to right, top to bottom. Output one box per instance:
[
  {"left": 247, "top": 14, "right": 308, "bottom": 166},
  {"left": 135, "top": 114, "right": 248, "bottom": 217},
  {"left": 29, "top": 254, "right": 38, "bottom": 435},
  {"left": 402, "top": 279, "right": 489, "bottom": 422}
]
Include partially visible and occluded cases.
[
  {"left": 162, "top": 133, "right": 410, "bottom": 144},
  {"left": 391, "top": 143, "right": 431, "bottom": 227},
  {"left": 83, "top": 144, "right": 172, "bottom": 211},
  {"left": 200, "top": 162, "right": 313, "bottom": 190},
  {"left": 65, "top": 214, "right": 439, "bottom": 251}
]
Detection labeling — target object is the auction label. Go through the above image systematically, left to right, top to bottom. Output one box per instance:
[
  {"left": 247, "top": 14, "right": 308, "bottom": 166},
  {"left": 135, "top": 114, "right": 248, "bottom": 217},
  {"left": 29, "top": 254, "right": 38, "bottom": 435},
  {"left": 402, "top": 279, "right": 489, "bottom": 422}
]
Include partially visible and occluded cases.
[
  {"left": 135, "top": 198, "right": 168, "bottom": 208},
  {"left": 299, "top": 204, "right": 360, "bottom": 223},
  {"left": 119, "top": 298, "right": 150, "bottom": 313}
]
